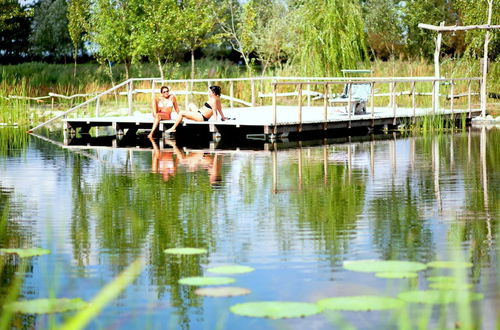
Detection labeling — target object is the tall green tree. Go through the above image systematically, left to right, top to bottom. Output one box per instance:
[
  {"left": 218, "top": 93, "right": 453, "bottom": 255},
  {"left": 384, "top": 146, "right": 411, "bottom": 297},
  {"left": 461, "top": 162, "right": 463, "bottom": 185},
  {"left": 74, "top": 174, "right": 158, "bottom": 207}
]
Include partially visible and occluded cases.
[
  {"left": 30, "top": 0, "right": 72, "bottom": 60},
  {"left": 67, "top": 0, "right": 90, "bottom": 76},
  {"left": 90, "top": 0, "right": 141, "bottom": 79},
  {"left": 132, "top": 0, "right": 179, "bottom": 80},
  {"left": 178, "top": 0, "right": 223, "bottom": 79},
  {"left": 290, "top": 0, "right": 368, "bottom": 76},
  {"left": 362, "top": 0, "right": 404, "bottom": 59},
  {"left": 455, "top": 0, "right": 500, "bottom": 59},
  {"left": 0, "top": 1, "right": 31, "bottom": 62}
]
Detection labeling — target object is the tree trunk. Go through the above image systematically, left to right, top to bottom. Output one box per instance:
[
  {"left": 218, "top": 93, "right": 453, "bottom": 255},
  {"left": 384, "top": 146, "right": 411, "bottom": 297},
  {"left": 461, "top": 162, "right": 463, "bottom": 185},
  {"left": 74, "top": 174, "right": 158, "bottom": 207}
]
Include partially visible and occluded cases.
[
  {"left": 73, "top": 47, "right": 77, "bottom": 79},
  {"left": 191, "top": 49, "right": 195, "bottom": 80},
  {"left": 157, "top": 55, "right": 164, "bottom": 81},
  {"left": 124, "top": 59, "right": 130, "bottom": 80},
  {"left": 107, "top": 60, "right": 118, "bottom": 102}
]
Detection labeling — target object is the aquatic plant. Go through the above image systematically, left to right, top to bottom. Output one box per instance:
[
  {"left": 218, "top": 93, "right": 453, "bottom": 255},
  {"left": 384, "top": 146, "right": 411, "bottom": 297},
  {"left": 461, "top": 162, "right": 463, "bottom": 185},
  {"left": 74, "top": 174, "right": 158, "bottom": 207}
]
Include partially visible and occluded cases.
[
  {"left": 194, "top": 287, "right": 251, "bottom": 297},
  {"left": 230, "top": 301, "right": 322, "bottom": 319}
]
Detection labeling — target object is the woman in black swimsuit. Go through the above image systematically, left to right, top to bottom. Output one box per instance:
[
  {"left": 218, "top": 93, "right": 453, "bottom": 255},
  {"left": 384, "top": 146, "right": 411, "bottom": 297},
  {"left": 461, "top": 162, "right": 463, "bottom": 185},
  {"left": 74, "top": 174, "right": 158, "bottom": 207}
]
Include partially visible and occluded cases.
[{"left": 166, "top": 85, "right": 226, "bottom": 133}]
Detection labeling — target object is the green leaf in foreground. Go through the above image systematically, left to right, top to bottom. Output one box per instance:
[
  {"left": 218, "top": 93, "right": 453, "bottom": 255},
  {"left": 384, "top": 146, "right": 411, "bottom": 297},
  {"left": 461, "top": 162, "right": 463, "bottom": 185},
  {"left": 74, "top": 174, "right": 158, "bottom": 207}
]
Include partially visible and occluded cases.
[
  {"left": 0, "top": 248, "right": 51, "bottom": 258},
  {"left": 164, "top": 248, "right": 207, "bottom": 255},
  {"left": 62, "top": 258, "right": 144, "bottom": 330},
  {"left": 343, "top": 260, "right": 427, "bottom": 273},
  {"left": 427, "top": 261, "right": 473, "bottom": 269},
  {"left": 207, "top": 265, "right": 255, "bottom": 275},
  {"left": 375, "top": 272, "right": 418, "bottom": 279},
  {"left": 178, "top": 276, "right": 235, "bottom": 286},
  {"left": 427, "top": 276, "right": 455, "bottom": 282},
  {"left": 429, "top": 282, "right": 473, "bottom": 290},
  {"left": 194, "top": 287, "right": 251, "bottom": 297},
  {"left": 398, "top": 290, "right": 484, "bottom": 305},
  {"left": 317, "top": 296, "right": 405, "bottom": 311},
  {"left": 4, "top": 298, "right": 87, "bottom": 314},
  {"left": 230, "top": 301, "right": 321, "bottom": 319}
]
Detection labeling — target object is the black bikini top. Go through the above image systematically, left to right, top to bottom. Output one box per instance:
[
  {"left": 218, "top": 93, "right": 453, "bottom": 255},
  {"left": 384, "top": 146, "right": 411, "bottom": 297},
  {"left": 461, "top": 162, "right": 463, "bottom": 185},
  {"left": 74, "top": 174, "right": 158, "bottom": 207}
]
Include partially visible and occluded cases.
[{"left": 204, "top": 102, "right": 212, "bottom": 109}]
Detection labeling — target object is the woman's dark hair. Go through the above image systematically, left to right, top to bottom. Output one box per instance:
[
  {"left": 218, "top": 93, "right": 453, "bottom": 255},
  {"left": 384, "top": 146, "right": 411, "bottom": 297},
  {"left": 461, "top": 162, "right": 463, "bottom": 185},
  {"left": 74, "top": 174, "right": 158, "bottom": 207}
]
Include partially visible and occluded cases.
[
  {"left": 209, "top": 85, "right": 221, "bottom": 96},
  {"left": 160, "top": 86, "right": 169, "bottom": 93}
]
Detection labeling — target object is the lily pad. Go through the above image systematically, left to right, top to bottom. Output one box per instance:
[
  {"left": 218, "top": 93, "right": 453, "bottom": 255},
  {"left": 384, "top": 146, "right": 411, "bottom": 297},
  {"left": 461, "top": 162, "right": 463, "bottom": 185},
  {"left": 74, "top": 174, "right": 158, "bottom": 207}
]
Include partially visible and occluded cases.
[
  {"left": 0, "top": 248, "right": 51, "bottom": 258},
  {"left": 164, "top": 248, "right": 207, "bottom": 255},
  {"left": 343, "top": 260, "right": 427, "bottom": 273},
  {"left": 427, "top": 261, "right": 473, "bottom": 269},
  {"left": 207, "top": 265, "right": 255, "bottom": 275},
  {"left": 375, "top": 272, "right": 418, "bottom": 279},
  {"left": 178, "top": 276, "right": 235, "bottom": 286},
  {"left": 427, "top": 276, "right": 455, "bottom": 283},
  {"left": 429, "top": 282, "right": 473, "bottom": 290},
  {"left": 195, "top": 287, "right": 251, "bottom": 297},
  {"left": 398, "top": 290, "right": 483, "bottom": 305},
  {"left": 317, "top": 296, "right": 405, "bottom": 311},
  {"left": 4, "top": 298, "right": 87, "bottom": 314},
  {"left": 230, "top": 301, "right": 321, "bottom": 319}
]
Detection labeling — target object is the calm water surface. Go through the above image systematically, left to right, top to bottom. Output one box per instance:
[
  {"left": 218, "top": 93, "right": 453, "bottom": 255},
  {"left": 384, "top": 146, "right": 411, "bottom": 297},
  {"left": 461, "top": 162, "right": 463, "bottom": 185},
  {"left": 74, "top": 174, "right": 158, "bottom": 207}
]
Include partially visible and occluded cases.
[{"left": 0, "top": 127, "right": 498, "bottom": 329}]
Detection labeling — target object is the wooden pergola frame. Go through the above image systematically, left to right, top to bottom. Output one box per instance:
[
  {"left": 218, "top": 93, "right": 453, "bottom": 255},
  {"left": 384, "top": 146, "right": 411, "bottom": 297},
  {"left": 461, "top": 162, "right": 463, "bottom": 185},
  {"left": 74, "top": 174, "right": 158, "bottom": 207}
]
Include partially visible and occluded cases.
[{"left": 418, "top": 0, "right": 498, "bottom": 117}]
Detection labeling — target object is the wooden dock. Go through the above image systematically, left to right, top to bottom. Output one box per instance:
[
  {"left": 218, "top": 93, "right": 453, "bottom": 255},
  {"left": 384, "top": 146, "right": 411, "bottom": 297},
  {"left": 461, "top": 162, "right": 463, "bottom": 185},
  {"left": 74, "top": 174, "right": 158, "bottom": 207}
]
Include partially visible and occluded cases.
[{"left": 64, "top": 105, "right": 481, "bottom": 140}]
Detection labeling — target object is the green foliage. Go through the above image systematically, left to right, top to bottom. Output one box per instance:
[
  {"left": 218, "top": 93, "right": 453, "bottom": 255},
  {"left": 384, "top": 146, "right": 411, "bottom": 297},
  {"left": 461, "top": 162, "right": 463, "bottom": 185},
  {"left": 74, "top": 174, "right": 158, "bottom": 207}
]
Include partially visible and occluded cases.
[
  {"left": 0, "top": 0, "right": 31, "bottom": 32},
  {"left": 29, "top": 0, "right": 72, "bottom": 59},
  {"left": 67, "top": 0, "right": 90, "bottom": 69},
  {"left": 290, "top": 0, "right": 368, "bottom": 76},
  {"left": 318, "top": 296, "right": 405, "bottom": 311},
  {"left": 230, "top": 301, "right": 322, "bottom": 319}
]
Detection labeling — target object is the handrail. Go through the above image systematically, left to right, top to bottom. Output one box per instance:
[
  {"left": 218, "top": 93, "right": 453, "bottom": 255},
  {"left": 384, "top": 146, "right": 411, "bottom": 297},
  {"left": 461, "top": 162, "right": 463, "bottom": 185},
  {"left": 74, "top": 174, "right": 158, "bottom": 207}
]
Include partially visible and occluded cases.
[{"left": 28, "top": 78, "right": 133, "bottom": 132}]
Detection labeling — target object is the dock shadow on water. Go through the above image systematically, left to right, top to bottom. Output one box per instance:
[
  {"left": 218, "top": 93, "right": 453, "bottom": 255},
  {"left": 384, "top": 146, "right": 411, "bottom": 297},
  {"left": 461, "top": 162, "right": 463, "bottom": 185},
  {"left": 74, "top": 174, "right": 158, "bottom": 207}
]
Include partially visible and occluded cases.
[{"left": 0, "top": 125, "right": 498, "bottom": 329}]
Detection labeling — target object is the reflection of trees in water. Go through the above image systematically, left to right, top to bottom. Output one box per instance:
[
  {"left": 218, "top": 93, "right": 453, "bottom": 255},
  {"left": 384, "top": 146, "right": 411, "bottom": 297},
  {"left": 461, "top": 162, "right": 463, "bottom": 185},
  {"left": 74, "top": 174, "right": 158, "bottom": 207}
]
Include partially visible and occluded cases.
[
  {"left": 286, "top": 147, "right": 366, "bottom": 262},
  {"left": 70, "top": 163, "right": 217, "bottom": 330},
  {"left": 0, "top": 187, "right": 35, "bottom": 329}
]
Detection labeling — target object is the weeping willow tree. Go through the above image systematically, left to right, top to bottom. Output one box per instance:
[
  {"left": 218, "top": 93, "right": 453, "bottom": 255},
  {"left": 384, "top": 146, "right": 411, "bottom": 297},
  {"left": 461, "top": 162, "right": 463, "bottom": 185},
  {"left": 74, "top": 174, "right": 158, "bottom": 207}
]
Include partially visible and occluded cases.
[{"left": 290, "top": 0, "right": 368, "bottom": 76}]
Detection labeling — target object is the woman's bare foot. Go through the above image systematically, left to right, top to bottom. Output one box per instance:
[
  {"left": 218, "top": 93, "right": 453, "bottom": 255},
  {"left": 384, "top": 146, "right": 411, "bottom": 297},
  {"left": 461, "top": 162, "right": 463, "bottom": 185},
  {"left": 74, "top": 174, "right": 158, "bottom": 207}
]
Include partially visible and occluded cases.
[{"left": 166, "top": 128, "right": 176, "bottom": 133}]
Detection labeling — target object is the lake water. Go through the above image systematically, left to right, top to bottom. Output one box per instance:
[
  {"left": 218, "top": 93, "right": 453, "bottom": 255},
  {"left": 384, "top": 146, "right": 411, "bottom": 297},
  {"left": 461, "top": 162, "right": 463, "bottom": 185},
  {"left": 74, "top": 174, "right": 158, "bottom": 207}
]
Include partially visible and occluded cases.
[{"left": 0, "top": 126, "right": 498, "bottom": 329}]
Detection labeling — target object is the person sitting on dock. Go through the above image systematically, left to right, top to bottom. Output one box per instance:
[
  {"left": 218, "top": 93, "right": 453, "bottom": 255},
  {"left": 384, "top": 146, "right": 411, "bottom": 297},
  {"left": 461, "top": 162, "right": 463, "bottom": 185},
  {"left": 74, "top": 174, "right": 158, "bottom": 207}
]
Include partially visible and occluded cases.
[
  {"left": 165, "top": 85, "right": 226, "bottom": 133},
  {"left": 148, "top": 86, "right": 179, "bottom": 138}
]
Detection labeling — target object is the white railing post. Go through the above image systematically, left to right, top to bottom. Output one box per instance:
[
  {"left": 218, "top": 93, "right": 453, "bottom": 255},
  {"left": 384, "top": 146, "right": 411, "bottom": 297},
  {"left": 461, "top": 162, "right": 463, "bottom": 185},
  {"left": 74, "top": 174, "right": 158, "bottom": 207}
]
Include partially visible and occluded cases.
[
  {"left": 251, "top": 79, "right": 256, "bottom": 107},
  {"left": 450, "top": 79, "right": 455, "bottom": 115},
  {"left": 128, "top": 80, "right": 133, "bottom": 116},
  {"left": 432, "top": 80, "right": 436, "bottom": 113},
  {"left": 468, "top": 80, "right": 472, "bottom": 118},
  {"left": 370, "top": 81, "right": 375, "bottom": 119},
  {"left": 411, "top": 81, "right": 416, "bottom": 118},
  {"left": 272, "top": 82, "right": 277, "bottom": 128},
  {"left": 298, "top": 83, "right": 303, "bottom": 129},
  {"left": 323, "top": 84, "right": 328, "bottom": 129},
  {"left": 95, "top": 97, "right": 100, "bottom": 117}
]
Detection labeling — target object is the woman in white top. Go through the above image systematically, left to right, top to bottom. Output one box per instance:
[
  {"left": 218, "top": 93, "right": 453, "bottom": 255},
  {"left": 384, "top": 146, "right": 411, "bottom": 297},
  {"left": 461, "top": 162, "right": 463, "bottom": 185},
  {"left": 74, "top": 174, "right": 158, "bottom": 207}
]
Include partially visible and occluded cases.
[{"left": 148, "top": 86, "right": 179, "bottom": 138}]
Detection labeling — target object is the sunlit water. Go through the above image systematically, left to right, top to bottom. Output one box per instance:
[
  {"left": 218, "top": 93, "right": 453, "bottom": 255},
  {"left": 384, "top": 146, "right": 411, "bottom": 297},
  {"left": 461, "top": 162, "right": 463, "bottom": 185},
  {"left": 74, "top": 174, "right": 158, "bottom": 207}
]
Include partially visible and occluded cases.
[{"left": 0, "top": 126, "right": 498, "bottom": 329}]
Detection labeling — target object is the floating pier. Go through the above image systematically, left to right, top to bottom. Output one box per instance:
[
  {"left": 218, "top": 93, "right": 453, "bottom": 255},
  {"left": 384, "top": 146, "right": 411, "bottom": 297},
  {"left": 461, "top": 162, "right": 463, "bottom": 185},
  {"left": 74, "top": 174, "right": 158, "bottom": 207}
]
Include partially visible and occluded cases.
[{"left": 31, "top": 76, "right": 484, "bottom": 140}]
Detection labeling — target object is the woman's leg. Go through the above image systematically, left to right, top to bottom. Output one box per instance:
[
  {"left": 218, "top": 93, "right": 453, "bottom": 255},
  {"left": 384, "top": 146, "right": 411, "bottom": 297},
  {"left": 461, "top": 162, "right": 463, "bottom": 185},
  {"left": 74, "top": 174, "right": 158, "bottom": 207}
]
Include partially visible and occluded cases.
[
  {"left": 166, "top": 110, "right": 204, "bottom": 132},
  {"left": 148, "top": 113, "right": 161, "bottom": 138}
]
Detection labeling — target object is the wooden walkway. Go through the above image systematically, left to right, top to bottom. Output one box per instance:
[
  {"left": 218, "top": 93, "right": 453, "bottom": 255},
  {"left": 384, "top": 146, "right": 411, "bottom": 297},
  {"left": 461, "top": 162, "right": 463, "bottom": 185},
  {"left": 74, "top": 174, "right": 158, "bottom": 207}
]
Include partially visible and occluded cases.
[{"left": 64, "top": 105, "right": 481, "bottom": 140}]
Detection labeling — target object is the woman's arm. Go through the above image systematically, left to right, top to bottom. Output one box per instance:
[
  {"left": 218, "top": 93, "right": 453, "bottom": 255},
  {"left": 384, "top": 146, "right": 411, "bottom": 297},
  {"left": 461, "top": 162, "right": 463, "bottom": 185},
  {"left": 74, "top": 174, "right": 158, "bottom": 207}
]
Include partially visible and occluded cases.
[
  {"left": 172, "top": 96, "right": 180, "bottom": 114},
  {"left": 215, "top": 99, "right": 226, "bottom": 121}
]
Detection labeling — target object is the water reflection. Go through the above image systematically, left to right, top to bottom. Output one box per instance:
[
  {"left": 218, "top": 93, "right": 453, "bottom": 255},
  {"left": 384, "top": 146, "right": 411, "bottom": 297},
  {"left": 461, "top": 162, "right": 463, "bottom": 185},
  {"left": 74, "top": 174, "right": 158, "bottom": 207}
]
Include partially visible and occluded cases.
[{"left": 0, "top": 126, "right": 498, "bottom": 328}]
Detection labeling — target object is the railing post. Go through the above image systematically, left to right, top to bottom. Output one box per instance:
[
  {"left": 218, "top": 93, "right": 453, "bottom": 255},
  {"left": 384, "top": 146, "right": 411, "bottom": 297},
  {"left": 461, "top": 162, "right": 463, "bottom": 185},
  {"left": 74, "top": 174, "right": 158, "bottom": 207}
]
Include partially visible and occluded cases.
[
  {"left": 251, "top": 79, "right": 256, "bottom": 107},
  {"left": 127, "top": 80, "right": 133, "bottom": 116},
  {"left": 230, "top": 80, "right": 234, "bottom": 109},
  {"left": 307, "top": 80, "right": 311, "bottom": 108},
  {"left": 432, "top": 80, "right": 436, "bottom": 113},
  {"left": 450, "top": 80, "right": 455, "bottom": 115},
  {"left": 468, "top": 80, "right": 472, "bottom": 118},
  {"left": 370, "top": 81, "right": 375, "bottom": 119},
  {"left": 411, "top": 81, "right": 416, "bottom": 118},
  {"left": 272, "top": 82, "right": 277, "bottom": 130},
  {"left": 347, "top": 82, "right": 352, "bottom": 120},
  {"left": 391, "top": 82, "right": 396, "bottom": 118},
  {"left": 298, "top": 83, "right": 303, "bottom": 130},
  {"left": 323, "top": 84, "right": 328, "bottom": 130},
  {"left": 95, "top": 97, "right": 100, "bottom": 117}
]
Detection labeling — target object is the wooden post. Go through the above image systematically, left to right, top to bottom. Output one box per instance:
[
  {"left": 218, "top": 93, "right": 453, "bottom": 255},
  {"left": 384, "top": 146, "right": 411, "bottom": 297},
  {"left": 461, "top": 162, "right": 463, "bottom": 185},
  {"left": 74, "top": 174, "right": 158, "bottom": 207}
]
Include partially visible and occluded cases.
[
  {"left": 481, "top": 0, "right": 493, "bottom": 117},
  {"left": 434, "top": 22, "right": 445, "bottom": 112},
  {"left": 251, "top": 79, "right": 256, "bottom": 106},
  {"left": 127, "top": 80, "right": 133, "bottom": 116},
  {"left": 230, "top": 80, "right": 234, "bottom": 109},
  {"left": 307, "top": 80, "right": 311, "bottom": 108},
  {"left": 432, "top": 80, "right": 436, "bottom": 113},
  {"left": 450, "top": 80, "right": 455, "bottom": 115},
  {"left": 468, "top": 80, "right": 472, "bottom": 118},
  {"left": 185, "top": 81, "right": 189, "bottom": 110},
  {"left": 411, "top": 81, "right": 416, "bottom": 118},
  {"left": 272, "top": 82, "right": 277, "bottom": 128},
  {"left": 347, "top": 82, "right": 352, "bottom": 120},
  {"left": 370, "top": 82, "right": 375, "bottom": 119},
  {"left": 391, "top": 82, "right": 396, "bottom": 118},
  {"left": 298, "top": 83, "right": 303, "bottom": 130},
  {"left": 323, "top": 84, "right": 328, "bottom": 130},
  {"left": 51, "top": 97, "right": 54, "bottom": 111}
]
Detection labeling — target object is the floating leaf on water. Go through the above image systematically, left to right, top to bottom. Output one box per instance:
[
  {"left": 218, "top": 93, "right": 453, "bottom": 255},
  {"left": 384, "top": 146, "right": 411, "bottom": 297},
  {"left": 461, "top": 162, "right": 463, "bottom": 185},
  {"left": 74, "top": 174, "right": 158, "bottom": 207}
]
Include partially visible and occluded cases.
[
  {"left": 0, "top": 248, "right": 51, "bottom": 258},
  {"left": 164, "top": 248, "right": 207, "bottom": 255},
  {"left": 343, "top": 260, "right": 427, "bottom": 273},
  {"left": 427, "top": 261, "right": 473, "bottom": 269},
  {"left": 207, "top": 265, "right": 255, "bottom": 275},
  {"left": 375, "top": 272, "right": 418, "bottom": 279},
  {"left": 178, "top": 276, "right": 235, "bottom": 286},
  {"left": 429, "top": 282, "right": 473, "bottom": 290},
  {"left": 195, "top": 287, "right": 251, "bottom": 297},
  {"left": 398, "top": 290, "right": 483, "bottom": 305},
  {"left": 317, "top": 296, "right": 405, "bottom": 311},
  {"left": 4, "top": 298, "right": 87, "bottom": 314},
  {"left": 230, "top": 301, "right": 321, "bottom": 319}
]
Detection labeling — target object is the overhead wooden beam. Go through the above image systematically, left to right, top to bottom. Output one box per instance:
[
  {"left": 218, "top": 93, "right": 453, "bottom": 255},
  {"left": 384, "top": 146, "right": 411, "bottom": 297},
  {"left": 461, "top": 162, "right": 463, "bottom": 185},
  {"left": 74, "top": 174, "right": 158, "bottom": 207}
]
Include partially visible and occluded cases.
[{"left": 418, "top": 23, "right": 500, "bottom": 32}]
